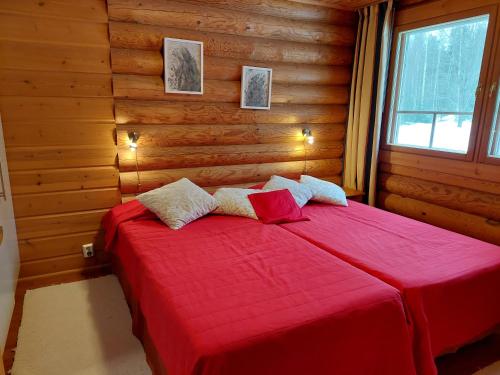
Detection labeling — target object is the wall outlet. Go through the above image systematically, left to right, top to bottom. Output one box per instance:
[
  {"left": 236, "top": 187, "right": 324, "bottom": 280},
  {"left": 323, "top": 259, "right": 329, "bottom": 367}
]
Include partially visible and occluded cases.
[{"left": 82, "top": 243, "right": 94, "bottom": 258}]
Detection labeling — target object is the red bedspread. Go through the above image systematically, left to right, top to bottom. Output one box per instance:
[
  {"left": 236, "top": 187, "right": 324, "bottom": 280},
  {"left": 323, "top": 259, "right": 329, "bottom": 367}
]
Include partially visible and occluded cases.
[
  {"left": 103, "top": 201, "right": 416, "bottom": 375},
  {"left": 279, "top": 201, "right": 500, "bottom": 375}
]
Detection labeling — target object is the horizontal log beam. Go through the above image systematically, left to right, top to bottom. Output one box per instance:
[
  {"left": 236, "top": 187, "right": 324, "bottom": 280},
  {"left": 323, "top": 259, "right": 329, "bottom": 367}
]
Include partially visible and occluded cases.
[
  {"left": 0, "top": 0, "right": 109, "bottom": 23},
  {"left": 108, "top": 0, "right": 355, "bottom": 46},
  {"left": 178, "top": 0, "right": 356, "bottom": 24},
  {"left": 109, "top": 22, "right": 353, "bottom": 65},
  {"left": 0, "top": 40, "right": 110, "bottom": 74},
  {"left": 111, "top": 50, "right": 352, "bottom": 85},
  {"left": 0, "top": 69, "right": 112, "bottom": 98},
  {"left": 112, "top": 74, "right": 349, "bottom": 105},
  {"left": 0, "top": 96, "right": 114, "bottom": 122},
  {"left": 115, "top": 100, "right": 348, "bottom": 125},
  {"left": 3, "top": 120, "right": 115, "bottom": 147},
  {"left": 116, "top": 123, "right": 345, "bottom": 147},
  {"left": 118, "top": 142, "right": 343, "bottom": 171},
  {"left": 6, "top": 145, "right": 117, "bottom": 171},
  {"left": 379, "top": 150, "right": 500, "bottom": 184},
  {"left": 120, "top": 158, "right": 342, "bottom": 193},
  {"left": 379, "top": 162, "right": 500, "bottom": 196},
  {"left": 10, "top": 166, "right": 119, "bottom": 195},
  {"left": 379, "top": 173, "right": 500, "bottom": 221},
  {"left": 120, "top": 174, "right": 342, "bottom": 202},
  {"left": 13, "top": 188, "right": 121, "bottom": 218},
  {"left": 378, "top": 192, "right": 500, "bottom": 246},
  {"left": 16, "top": 209, "right": 109, "bottom": 240},
  {"left": 19, "top": 231, "right": 105, "bottom": 262},
  {"left": 19, "top": 251, "right": 110, "bottom": 279}
]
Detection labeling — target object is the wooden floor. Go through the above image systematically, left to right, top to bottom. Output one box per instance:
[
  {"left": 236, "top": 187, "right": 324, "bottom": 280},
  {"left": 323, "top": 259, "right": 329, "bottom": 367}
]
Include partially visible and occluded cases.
[{"left": 3, "top": 272, "right": 500, "bottom": 374}]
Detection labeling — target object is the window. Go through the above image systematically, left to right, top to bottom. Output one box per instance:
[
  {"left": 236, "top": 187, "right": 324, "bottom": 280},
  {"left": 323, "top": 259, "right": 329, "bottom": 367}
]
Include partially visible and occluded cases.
[
  {"left": 387, "top": 15, "right": 490, "bottom": 154},
  {"left": 488, "top": 81, "right": 500, "bottom": 158}
]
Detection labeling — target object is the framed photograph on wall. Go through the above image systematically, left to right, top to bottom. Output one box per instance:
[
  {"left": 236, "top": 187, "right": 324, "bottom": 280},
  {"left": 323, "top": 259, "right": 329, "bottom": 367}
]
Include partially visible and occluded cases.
[
  {"left": 164, "top": 37, "right": 203, "bottom": 95},
  {"left": 241, "top": 66, "right": 272, "bottom": 110}
]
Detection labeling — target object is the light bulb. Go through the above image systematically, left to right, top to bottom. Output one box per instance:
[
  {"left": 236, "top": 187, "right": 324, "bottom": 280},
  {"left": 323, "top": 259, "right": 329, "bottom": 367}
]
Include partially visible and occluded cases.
[
  {"left": 128, "top": 131, "right": 140, "bottom": 150},
  {"left": 307, "top": 135, "right": 314, "bottom": 145}
]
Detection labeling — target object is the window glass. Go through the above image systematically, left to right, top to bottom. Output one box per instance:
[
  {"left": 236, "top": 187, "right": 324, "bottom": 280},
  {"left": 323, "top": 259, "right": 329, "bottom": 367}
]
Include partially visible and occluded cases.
[
  {"left": 388, "top": 15, "right": 489, "bottom": 153},
  {"left": 488, "top": 82, "right": 500, "bottom": 158}
]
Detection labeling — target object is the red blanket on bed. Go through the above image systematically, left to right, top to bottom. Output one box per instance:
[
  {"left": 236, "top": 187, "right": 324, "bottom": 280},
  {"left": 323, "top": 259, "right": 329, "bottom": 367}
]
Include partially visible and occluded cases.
[
  {"left": 103, "top": 201, "right": 416, "bottom": 375},
  {"left": 279, "top": 201, "right": 500, "bottom": 375}
]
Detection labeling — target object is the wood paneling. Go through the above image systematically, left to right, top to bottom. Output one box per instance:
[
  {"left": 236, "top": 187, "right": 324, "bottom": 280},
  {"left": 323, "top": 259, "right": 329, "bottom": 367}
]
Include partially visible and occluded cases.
[
  {"left": 107, "top": 0, "right": 356, "bottom": 46},
  {"left": 110, "top": 0, "right": 356, "bottom": 194},
  {"left": 176, "top": 0, "right": 357, "bottom": 24},
  {"left": 289, "top": 0, "right": 385, "bottom": 10},
  {"left": 0, "top": 1, "right": 118, "bottom": 284},
  {"left": 109, "top": 22, "right": 354, "bottom": 65},
  {"left": 111, "top": 50, "right": 352, "bottom": 84},
  {"left": 0, "top": 70, "right": 112, "bottom": 98},
  {"left": 113, "top": 75, "right": 350, "bottom": 105},
  {"left": 116, "top": 123, "right": 346, "bottom": 147},
  {"left": 378, "top": 151, "right": 500, "bottom": 245},
  {"left": 120, "top": 159, "right": 343, "bottom": 193},
  {"left": 9, "top": 167, "right": 119, "bottom": 194},
  {"left": 378, "top": 192, "right": 500, "bottom": 245}
]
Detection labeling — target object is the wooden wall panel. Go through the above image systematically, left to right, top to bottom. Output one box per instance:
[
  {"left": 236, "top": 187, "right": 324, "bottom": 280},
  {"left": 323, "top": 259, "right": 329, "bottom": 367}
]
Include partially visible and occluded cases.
[
  {"left": 0, "top": 0, "right": 118, "bottom": 282},
  {"left": 109, "top": 0, "right": 356, "bottom": 194},
  {"left": 378, "top": 151, "right": 500, "bottom": 245}
]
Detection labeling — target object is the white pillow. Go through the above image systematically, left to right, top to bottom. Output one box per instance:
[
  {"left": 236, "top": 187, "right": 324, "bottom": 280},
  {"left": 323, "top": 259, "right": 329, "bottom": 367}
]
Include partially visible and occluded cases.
[
  {"left": 262, "top": 175, "right": 312, "bottom": 207},
  {"left": 300, "top": 175, "right": 348, "bottom": 206},
  {"left": 137, "top": 178, "right": 217, "bottom": 230},
  {"left": 213, "top": 188, "right": 260, "bottom": 219}
]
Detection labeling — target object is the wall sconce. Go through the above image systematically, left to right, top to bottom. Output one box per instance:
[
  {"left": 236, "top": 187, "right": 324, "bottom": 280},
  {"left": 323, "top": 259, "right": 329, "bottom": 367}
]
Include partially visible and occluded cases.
[
  {"left": 302, "top": 128, "right": 314, "bottom": 145},
  {"left": 128, "top": 131, "right": 140, "bottom": 150}
]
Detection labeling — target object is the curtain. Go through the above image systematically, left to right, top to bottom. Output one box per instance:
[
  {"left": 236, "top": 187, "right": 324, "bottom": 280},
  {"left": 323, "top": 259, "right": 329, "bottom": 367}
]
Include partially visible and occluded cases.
[{"left": 344, "top": 0, "right": 394, "bottom": 206}]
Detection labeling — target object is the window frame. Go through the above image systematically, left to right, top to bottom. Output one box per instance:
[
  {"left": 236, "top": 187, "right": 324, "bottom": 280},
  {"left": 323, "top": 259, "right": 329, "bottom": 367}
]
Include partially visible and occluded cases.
[
  {"left": 382, "top": 5, "right": 498, "bottom": 161},
  {"left": 477, "top": 6, "right": 500, "bottom": 165}
]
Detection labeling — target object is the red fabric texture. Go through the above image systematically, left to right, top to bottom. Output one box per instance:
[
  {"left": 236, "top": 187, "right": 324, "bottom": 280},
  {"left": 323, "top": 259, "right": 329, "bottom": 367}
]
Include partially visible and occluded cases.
[
  {"left": 248, "top": 189, "right": 309, "bottom": 224},
  {"left": 102, "top": 200, "right": 156, "bottom": 251},
  {"left": 279, "top": 201, "right": 500, "bottom": 375},
  {"left": 102, "top": 206, "right": 416, "bottom": 375}
]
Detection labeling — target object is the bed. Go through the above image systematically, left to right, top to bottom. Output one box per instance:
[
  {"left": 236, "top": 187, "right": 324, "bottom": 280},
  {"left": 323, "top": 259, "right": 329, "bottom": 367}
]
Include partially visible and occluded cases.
[
  {"left": 103, "top": 200, "right": 416, "bottom": 375},
  {"left": 278, "top": 200, "right": 500, "bottom": 375}
]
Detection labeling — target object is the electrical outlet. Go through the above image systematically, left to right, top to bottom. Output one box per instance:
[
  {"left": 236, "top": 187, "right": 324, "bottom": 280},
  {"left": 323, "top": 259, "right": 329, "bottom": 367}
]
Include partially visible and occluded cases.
[{"left": 82, "top": 243, "right": 94, "bottom": 258}]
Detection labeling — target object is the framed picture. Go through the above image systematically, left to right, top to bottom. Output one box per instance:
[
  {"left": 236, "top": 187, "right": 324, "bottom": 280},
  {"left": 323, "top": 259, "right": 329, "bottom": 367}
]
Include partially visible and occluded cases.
[
  {"left": 164, "top": 37, "right": 203, "bottom": 95},
  {"left": 240, "top": 66, "right": 272, "bottom": 110}
]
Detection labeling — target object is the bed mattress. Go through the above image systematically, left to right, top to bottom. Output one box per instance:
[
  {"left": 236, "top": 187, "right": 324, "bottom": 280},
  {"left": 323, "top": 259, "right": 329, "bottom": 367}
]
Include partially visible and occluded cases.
[
  {"left": 103, "top": 201, "right": 416, "bottom": 375},
  {"left": 279, "top": 201, "right": 500, "bottom": 375}
]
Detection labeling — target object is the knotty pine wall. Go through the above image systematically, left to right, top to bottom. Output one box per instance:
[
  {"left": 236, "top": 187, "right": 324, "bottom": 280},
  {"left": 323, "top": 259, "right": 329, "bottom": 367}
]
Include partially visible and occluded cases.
[
  {"left": 0, "top": 0, "right": 120, "bottom": 285},
  {"left": 107, "top": 0, "right": 357, "bottom": 196}
]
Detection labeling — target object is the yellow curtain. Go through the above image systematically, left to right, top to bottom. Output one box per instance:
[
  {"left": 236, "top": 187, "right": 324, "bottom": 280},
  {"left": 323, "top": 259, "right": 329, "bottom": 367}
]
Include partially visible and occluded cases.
[{"left": 344, "top": 0, "right": 394, "bottom": 206}]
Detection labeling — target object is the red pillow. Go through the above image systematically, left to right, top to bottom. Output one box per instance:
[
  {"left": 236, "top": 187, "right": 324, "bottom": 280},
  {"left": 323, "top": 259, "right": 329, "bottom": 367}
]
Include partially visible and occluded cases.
[{"left": 248, "top": 189, "right": 310, "bottom": 224}]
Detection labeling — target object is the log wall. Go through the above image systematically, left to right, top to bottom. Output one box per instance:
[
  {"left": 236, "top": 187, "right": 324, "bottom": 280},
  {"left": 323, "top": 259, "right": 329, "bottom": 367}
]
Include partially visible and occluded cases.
[
  {"left": 0, "top": 0, "right": 119, "bottom": 284},
  {"left": 107, "top": 0, "right": 357, "bottom": 195},
  {"left": 377, "top": 151, "right": 500, "bottom": 245}
]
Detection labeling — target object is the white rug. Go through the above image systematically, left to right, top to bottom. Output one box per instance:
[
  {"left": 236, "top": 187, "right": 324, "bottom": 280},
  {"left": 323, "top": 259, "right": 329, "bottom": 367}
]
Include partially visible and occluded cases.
[{"left": 11, "top": 276, "right": 151, "bottom": 375}]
